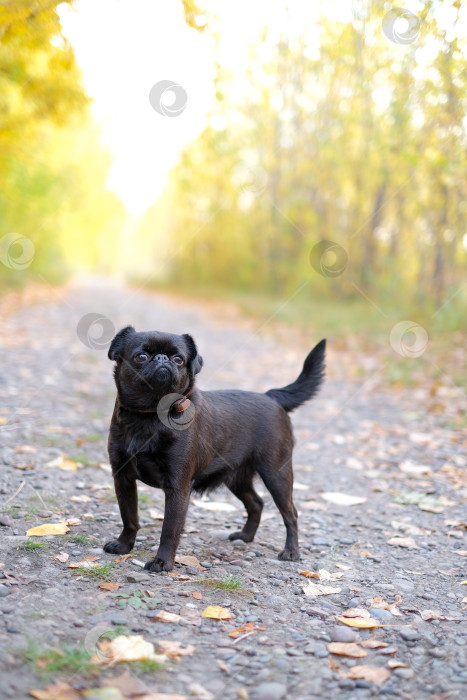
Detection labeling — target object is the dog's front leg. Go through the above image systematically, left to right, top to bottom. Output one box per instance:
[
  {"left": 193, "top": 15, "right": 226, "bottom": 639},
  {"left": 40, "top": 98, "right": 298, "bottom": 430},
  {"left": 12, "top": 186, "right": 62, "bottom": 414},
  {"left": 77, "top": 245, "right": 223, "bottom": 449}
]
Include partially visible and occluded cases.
[
  {"left": 103, "top": 472, "right": 139, "bottom": 555},
  {"left": 144, "top": 484, "right": 191, "bottom": 572}
]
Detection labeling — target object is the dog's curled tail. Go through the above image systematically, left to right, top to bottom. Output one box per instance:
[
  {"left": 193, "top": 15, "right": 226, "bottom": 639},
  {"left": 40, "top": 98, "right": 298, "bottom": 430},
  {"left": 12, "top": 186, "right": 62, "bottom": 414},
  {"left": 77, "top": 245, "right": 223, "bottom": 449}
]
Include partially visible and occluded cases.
[{"left": 265, "top": 339, "right": 326, "bottom": 413}]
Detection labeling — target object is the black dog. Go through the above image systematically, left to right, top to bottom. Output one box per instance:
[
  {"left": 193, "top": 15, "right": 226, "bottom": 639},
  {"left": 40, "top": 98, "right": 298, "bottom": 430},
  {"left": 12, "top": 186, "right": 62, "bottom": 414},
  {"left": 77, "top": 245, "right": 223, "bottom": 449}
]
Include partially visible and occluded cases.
[{"left": 104, "top": 326, "right": 326, "bottom": 572}]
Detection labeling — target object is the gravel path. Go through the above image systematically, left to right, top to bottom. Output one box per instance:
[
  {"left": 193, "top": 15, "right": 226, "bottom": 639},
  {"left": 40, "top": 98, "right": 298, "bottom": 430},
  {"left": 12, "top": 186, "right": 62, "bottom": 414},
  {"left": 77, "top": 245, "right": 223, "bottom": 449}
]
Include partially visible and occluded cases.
[{"left": 0, "top": 279, "right": 466, "bottom": 700}]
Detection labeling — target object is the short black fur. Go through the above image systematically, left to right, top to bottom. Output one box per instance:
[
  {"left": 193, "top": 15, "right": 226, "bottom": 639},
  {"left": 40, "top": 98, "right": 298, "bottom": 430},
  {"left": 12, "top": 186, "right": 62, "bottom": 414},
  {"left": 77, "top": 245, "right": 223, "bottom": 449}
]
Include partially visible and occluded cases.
[{"left": 104, "top": 328, "right": 326, "bottom": 572}]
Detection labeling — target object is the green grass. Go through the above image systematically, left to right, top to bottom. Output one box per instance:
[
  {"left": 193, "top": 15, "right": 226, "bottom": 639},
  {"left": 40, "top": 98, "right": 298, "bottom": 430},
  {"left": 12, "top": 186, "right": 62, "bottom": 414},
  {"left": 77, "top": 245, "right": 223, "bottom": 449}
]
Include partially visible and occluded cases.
[
  {"left": 81, "top": 433, "right": 104, "bottom": 443},
  {"left": 69, "top": 454, "right": 93, "bottom": 466},
  {"left": 138, "top": 492, "right": 153, "bottom": 507},
  {"left": 63, "top": 533, "right": 94, "bottom": 546},
  {"left": 17, "top": 539, "right": 49, "bottom": 552},
  {"left": 74, "top": 562, "right": 115, "bottom": 579},
  {"left": 199, "top": 575, "right": 250, "bottom": 594},
  {"left": 24, "top": 639, "right": 93, "bottom": 679},
  {"left": 131, "top": 658, "right": 165, "bottom": 672}
]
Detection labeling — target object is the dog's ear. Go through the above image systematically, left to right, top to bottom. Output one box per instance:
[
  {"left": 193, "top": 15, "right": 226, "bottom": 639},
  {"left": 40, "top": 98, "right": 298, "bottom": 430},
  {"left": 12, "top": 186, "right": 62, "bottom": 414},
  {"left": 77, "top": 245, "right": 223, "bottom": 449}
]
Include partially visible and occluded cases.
[
  {"left": 108, "top": 326, "right": 136, "bottom": 361},
  {"left": 182, "top": 333, "right": 203, "bottom": 376}
]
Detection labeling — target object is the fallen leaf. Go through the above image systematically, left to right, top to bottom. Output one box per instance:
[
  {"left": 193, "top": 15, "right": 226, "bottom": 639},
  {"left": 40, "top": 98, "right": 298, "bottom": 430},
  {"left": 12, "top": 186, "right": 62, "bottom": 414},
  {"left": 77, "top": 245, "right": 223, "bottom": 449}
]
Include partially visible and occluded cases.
[
  {"left": 14, "top": 445, "right": 37, "bottom": 453},
  {"left": 45, "top": 455, "right": 79, "bottom": 471},
  {"left": 399, "top": 461, "right": 431, "bottom": 475},
  {"left": 15, "top": 464, "right": 35, "bottom": 470},
  {"left": 321, "top": 492, "right": 367, "bottom": 506},
  {"left": 70, "top": 495, "right": 92, "bottom": 503},
  {"left": 192, "top": 499, "right": 237, "bottom": 512},
  {"left": 65, "top": 518, "right": 81, "bottom": 526},
  {"left": 27, "top": 523, "right": 70, "bottom": 537},
  {"left": 387, "top": 536, "right": 418, "bottom": 549},
  {"left": 455, "top": 550, "right": 467, "bottom": 557},
  {"left": 360, "top": 551, "right": 371, "bottom": 556},
  {"left": 54, "top": 552, "right": 69, "bottom": 563},
  {"left": 116, "top": 553, "right": 132, "bottom": 563},
  {"left": 175, "top": 555, "right": 205, "bottom": 570},
  {"left": 68, "top": 556, "right": 101, "bottom": 569},
  {"left": 334, "top": 563, "right": 352, "bottom": 570},
  {"left": 318, "top": 569, "right": 344, "bottom": 581},
  {"left": 298, "top": 570, "right": 320, "bottom": 579},
  {"left": 168, "top": 572, "right": 191, "bottom": 581},
  {"left": 99, "top": 581, "right": 120, "bottom": 591},
  {"left": 302, "top": 582, "right": 342, "bottom": 596},
  {"left": 192, "top": 591, "right": 203, "bottom": 600},
  {"left": 201, "top": 605, "right": 232, "bottom": 620},
  {"left": 341, "top": 608, "right": 371, "bottom": 618},
  {"left": 420, "top": 609, "right": 446, "bottom": 621},
  {"left": 151, "top": 610, "right": 182, "bottom": 623},
  {"left": 338, "top": 617, "right": 380, "bottom": 629},
  {"left": 228, "top": 621, "right": 266, "bottom": 638},
  {"left": 92, "top": 634, "right": 166, "bottom": 665},
  {"left": 360, "top": 639, "right": 389, "bottom": 649},
  {"left": 158, "top": 640, "right": 195, "bottom": 660},
  {"left": 328, "top": 642, "right": 367, "bottom": 658},
  {"left": 328, "top": 657, "right": 340, "bottom": 671},
  {"left": 217, "top": 659, "right": 229, "bottom": 673},
  {"left": 387, "top": 660, "right": 410, "bottom": 669},
  {"left": 346, "top": 664, "right": 391, "bottom": 684},
  {"left": 101, "top": 670, "right": 149, "bottom": 695},
  {"left": 30, "top": 681, "right": 80, "bottom": 699},
  {"left": 188, "top": 683, "right": 214, "bottom": 699}
]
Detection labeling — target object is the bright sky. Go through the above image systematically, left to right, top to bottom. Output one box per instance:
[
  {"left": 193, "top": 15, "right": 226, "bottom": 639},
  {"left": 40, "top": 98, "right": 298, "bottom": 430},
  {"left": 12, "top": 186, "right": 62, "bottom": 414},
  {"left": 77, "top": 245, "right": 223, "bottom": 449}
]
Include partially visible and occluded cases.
[{"left": 59, "top": 0, "right": 460, "bottom": 216}]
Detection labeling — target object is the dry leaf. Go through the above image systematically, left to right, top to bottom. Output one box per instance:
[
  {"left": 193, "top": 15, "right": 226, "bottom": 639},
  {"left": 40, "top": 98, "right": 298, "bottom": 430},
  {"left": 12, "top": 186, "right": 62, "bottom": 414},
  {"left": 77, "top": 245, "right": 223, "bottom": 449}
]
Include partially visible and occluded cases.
[
  {"left": 14, "top": 445, "right": 37, "bottom": 453},
  {"left": 46, "top": 455, "right": 79, "bottom": 471},
  {"left": 399, "top": 461, "right": 431, "bottom": 475},
  {"left": 15, "top": 464, "right": 34, "bottom": 470},
  {"left": 321, "top": 492, "right": 367, "bottom": 506},
  {"left": 70, "top": 495, "right": 92, "bottom": 503},
  {"left": 192, "top": 499, "right": 237, "bottom": 512},
  {"left": 65, "top": 518, "right": 81, "bottom": 526},
  {"left": 27, "top": 523, "right": 70, "bottom": 537},
  {"left": 387, "top": 536, "right": 418, "bottom": 549},
  {"left": 455, "top": 550, "right": 467, "bottom": 557},
  {"left": 54, "top": 552, "right": 69, "bottom": 563},
  {"left": 116, "top": 553, "right": 132, "bottom": 563},
  {"left": 175, "top": 555, "right": 205, "bottom": 570},
  {"left": 68, "top": 556, "right": 101, "bottom": 569},
  {"left": 334, "top": 563, "right": 351, "bottom": 570},
  {"left": 318, "top": 569, "right": 344, "bottom": 581},
  {"left": 298, "top": 570, "right": 320, "bottom": 579},
  {"left": 168, "top": 572, "right": 191, "bottom": 581},
  {"left": 99, "top": 581, "right": 120, "bottom": 591},
  {"left": 302, "top": 582, "right": 341, "bottom": 596},
  {"left": 192, "top": 591, "right": 203, "bottom": 600},
  {"left": 201, "top": 605, "right": 232, "bottom": 620},
  {"left": 341, "top": 608, "right": 370, "bottom": 618},
  {"left": 420, "top": 609, "right": 446, "bottom": 621},
  {"left": 151, "top": 610, "right": 182, "bottom": 624},
  {"left": 338, "top": 617, "right": 380, "bottom": 629},
  {"left": 228, "top": 621, "right": 266, "bottom": 638},
  {"left": 92, "top": 634, "right": 166, "bottom": 665},
  {"left": 361, "top": 639, "right": 389, "bottom": 649},
  {"left": 158, "top": 640, "right": 195, "bottom": 660},
  {"left": 328, "top": 642, "right": 367, "bottom": 658},
  {"left": 328, "top": 657, "right": 340, "bottom": 671},
  {"left": 217, "top": 659, "right": 229, "bottom": 673},
  {"left": 387, "top": 660, "right": 410, "bottom": 669},
  {"left": 347, "top": 665, "right": 390, "bottom": 685},
  {"left": 101, "top": 670, "right": 150, "bottom": 695},
  {"left": 30, "top": 681, "right": 80, "bottom": 700},
  {"left": 187, "top": 683, "right": 214, "bottom": 700}
]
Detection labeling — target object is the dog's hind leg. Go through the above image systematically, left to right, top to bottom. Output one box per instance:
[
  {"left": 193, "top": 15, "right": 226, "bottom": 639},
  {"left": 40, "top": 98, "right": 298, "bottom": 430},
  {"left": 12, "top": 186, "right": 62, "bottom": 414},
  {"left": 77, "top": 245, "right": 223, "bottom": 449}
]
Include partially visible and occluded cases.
[
  {"left": 258, "top": 458, "right": 299, "bottom": 561},
  {"left": 227, "top": 477, "right": 264, "bottom": 543}
]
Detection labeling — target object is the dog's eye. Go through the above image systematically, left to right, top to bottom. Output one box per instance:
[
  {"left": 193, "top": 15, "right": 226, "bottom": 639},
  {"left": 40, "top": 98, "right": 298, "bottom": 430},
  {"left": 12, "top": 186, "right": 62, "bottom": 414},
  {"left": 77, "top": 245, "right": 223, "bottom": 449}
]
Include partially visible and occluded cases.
[
  {"left": 134, "top": 353, "right": 148, "bottom": 363},
  {"left": 172, "top": 355, "right": 184, "bottom": 365}
]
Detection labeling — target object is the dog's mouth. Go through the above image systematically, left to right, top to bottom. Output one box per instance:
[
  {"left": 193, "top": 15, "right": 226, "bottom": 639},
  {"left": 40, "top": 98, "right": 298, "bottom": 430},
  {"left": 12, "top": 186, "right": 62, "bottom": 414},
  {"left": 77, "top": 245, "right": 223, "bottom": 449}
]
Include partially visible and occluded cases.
[{"left": 151, "top": 363, "right": 173, "bottom": 384}]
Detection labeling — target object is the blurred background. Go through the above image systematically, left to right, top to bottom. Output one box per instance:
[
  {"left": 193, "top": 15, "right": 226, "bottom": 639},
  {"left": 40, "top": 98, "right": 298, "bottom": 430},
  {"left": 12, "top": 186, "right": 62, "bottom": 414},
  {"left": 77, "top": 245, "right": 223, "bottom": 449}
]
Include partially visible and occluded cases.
[{"left": 0, "top": 0, "right": 466, "bottom": 389}]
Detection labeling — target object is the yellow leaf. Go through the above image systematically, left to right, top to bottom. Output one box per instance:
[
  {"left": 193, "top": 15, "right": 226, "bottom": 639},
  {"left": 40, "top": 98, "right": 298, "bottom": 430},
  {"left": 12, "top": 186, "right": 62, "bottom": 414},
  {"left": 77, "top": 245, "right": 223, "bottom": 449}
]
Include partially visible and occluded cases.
[
  {"left": 45, "top": 455, "right": 79, "bottom": 471},
  {"left": 70, "top": 495, "right": 92, "bottom": 503},
  {"left": 27, "top": 523, "right": 70, "bottom": 537},
  {"left": 54, "top": 552, "right": 69, "bottom": 563},
  {"left": 298, "top": 570, "right": 320, "bottom": 578},
  {"left": 302, "top": 582, "right": 341, "bottom": 596},
  {"left": 192, "top": 591, "right": 203, "bottom": 600},
  {"left": 201, "top": 605, "right": 232, "bottom": 620},
  {"left": 338, "top": 617, "right": 381, "bottom": 629},
  {"left": 228, "top": 621, "right": 266, "bottom": 638},
  {"left": 91, "top": 634, "right": 167, "bottom": 665},
  {"left": 328, "top": 642, "right": 367, "bottom": 658}
]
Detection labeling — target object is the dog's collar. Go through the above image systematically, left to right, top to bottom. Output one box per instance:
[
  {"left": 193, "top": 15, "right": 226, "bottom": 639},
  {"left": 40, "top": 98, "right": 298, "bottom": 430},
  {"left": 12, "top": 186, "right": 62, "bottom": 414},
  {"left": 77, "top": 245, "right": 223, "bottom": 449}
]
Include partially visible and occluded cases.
[{"left": 120, "top": 397, "right": 191, "bottom": 414}]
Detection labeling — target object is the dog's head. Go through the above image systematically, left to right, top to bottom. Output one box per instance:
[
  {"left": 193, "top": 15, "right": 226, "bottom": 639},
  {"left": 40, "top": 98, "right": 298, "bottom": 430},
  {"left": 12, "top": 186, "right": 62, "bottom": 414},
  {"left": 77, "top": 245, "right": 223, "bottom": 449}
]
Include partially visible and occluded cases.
[{"left": 108, "top": 326, "right": 203, "bottom": 409}]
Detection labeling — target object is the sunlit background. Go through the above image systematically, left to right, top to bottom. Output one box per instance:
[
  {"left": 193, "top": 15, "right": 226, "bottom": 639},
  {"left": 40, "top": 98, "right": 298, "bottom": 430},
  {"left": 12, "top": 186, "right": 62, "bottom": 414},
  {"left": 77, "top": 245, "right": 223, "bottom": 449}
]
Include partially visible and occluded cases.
[{"left": 0, "top": 0, "right": 466, "bottom": 370}]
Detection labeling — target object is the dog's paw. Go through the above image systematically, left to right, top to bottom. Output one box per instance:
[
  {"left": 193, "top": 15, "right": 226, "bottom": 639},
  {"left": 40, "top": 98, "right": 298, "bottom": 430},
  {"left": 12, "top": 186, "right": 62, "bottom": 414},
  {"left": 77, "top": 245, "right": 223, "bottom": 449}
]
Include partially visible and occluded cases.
[
  {"left": 228, "top": 530, "right": 254, "bottom": 543},
  {"left": 103, "top": 539, "right": 133, "bottom": 555},
  {"left": 278, "top": 547, "right": 300, "bottom": 561},
  {"left": 144, "top": 557, "right": 173, "bottom": 573}
]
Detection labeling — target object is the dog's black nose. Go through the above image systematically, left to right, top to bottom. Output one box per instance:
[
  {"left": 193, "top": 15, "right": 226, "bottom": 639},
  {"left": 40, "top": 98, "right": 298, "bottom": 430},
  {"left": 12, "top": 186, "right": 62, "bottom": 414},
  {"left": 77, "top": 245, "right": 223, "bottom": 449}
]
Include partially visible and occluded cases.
[{"left": 154, "top": 354, "right": 169, "bottom": 364}]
